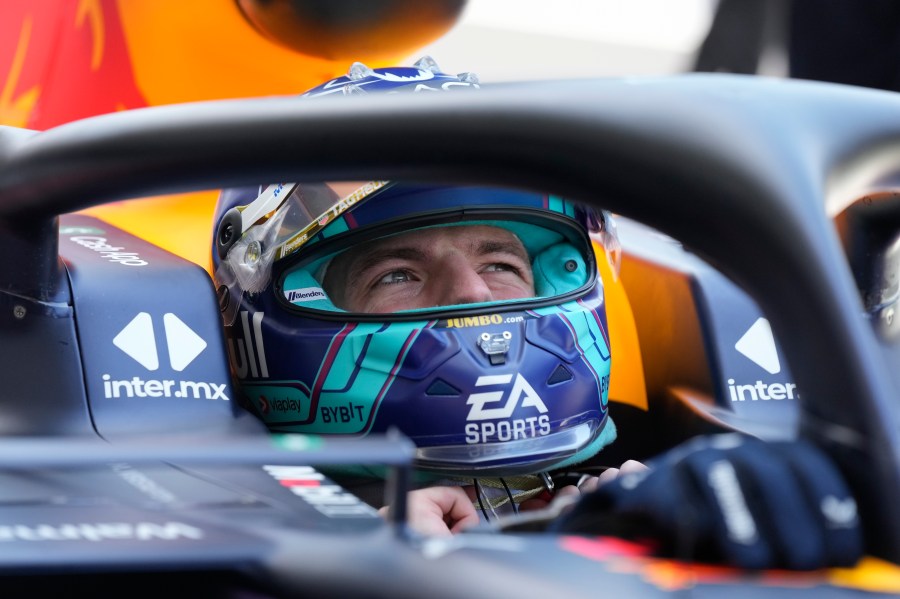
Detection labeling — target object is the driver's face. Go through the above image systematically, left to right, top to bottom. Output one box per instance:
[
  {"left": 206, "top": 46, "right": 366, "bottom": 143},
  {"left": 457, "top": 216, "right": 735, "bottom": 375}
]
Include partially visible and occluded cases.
[{"left": 323, "top": 225, "right": 535, "bottom": 313}]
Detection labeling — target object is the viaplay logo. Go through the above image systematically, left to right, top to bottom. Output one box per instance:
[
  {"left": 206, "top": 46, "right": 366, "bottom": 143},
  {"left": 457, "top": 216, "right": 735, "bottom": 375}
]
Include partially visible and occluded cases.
[{"left": 103, "top": 312, "right": 228, "bottom": 401}]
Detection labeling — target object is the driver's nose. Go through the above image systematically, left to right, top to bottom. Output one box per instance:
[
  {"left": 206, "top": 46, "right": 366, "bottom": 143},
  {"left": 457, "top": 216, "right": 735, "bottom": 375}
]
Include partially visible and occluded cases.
[{"left": 435, "top": 255, "right": 493, "bottom": 306}]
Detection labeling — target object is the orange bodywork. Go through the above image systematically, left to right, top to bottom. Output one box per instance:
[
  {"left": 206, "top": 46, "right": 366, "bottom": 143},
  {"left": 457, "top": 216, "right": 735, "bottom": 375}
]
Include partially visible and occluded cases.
[
  {"left": 0, "top": 0, "right": 647, "bottom": 411},
  {"left": 0, "top": 0, "right": 455, "bottom": 259}
]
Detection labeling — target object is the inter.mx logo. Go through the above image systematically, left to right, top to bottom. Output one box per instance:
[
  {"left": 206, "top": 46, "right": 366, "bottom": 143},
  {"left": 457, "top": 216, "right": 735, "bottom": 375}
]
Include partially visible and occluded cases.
[
  {"left": 103, "top": 312, "right": 229, "bottom": 401},
  {"left": 729, "top": 318, "right": 798, "bottom": 402}
]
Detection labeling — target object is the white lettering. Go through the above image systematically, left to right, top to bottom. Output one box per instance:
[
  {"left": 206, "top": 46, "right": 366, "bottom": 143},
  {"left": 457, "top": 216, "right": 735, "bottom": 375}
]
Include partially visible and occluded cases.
[
  {"left": 69, "top": 236, "right": 148, "bottom": 266},
  {"left": 284, "top": 287, "right": 327, "bottom": 303},
  {"left": 231, "top": 311, "right": 269, "bottom": 379},
  {"left": 102, "top": 374, "right": 229, "bottom": 401},
  {"left": 463, "top": 374, "right": 551, "bottom": 444},
  {"left": 466, "top": 374, "right": 548, "bottom": 420},
  {"left": 727, "top": 378, "right": 798, "bottom": 401},
  {"left": 464, "top": 415, "right": 551, "bottom": 444},
  {"left": 708, "top": 461, "right": 758, "bottom": 544},
  {"left": 112, "top": 463, "right": 177, "bottom": 504},
  {"left": 0, "top": 522, "right": 203, "bottom": 542}
]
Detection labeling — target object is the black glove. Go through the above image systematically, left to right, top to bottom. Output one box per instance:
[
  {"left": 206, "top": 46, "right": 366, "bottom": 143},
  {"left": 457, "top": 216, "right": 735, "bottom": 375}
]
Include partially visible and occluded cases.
[{"left": 552, "top": 434, "right": 863, "bottom": 570}]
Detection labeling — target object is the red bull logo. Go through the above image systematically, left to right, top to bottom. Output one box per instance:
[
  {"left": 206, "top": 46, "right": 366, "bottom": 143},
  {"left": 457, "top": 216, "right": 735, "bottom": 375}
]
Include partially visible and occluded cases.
[{"left": 1, "top": 0, "right": 145, "bottom": 129}]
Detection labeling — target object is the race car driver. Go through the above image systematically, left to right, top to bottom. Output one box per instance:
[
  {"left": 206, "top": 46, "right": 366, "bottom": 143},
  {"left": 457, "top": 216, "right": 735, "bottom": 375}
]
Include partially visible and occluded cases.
[
  {"left": 212, "top": 58, "right": 628, "bottom": 516},
  {"left": 212, "top": 59, "right": 864, "bottom": 569},
  {"left": 213, "top": 174, "right": 630, "bottom": 522}
]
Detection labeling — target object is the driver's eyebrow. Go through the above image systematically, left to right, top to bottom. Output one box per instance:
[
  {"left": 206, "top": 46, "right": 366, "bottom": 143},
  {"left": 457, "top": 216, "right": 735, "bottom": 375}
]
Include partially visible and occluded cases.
[
  {"left": 347, "top": 236, "right": 531, "bottom": 283},
  {"left": 475, "top": 239, "right": 530, "bottom": 263}
]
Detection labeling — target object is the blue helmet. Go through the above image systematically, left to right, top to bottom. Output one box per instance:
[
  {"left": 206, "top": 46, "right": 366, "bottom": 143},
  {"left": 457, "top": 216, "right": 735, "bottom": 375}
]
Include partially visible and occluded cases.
[
  {"left": 299, "top": 56, "right": 480, "bottom": 97},
  {"left": 212, "top": 60, "right": 617, "bottom": 477}
]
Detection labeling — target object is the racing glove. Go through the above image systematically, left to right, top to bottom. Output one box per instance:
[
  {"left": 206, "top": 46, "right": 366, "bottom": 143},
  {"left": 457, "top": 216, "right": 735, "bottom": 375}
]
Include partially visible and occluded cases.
[{"left": 552, "top": 434, "right": 864, "bottom": 570}]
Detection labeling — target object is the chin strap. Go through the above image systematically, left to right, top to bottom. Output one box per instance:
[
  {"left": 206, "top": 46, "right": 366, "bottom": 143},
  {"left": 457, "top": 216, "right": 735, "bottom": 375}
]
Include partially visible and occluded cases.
[{"left": 468, "top": 473, "right": 555, "bottom": 520}]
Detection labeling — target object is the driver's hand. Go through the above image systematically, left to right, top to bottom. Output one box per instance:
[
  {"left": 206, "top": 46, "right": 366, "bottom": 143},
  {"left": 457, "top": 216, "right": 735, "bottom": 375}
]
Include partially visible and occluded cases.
[
  {"left": 552, "top": 434, "right": 864, "bottom": 570},
  {"left": 381, "top": 460, "right": 650, "bottom": 536},
  {"left": 519, "top": 460, "right": 650, "bottom": 511},
  {"left": 379, "top": 486, "right": 480, "bottom": 536}
]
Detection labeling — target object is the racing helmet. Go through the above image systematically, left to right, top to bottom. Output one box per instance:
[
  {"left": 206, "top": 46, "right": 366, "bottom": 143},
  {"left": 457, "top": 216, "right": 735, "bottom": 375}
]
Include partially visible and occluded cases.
[{"left": 212, "top": 60, "right": 618, "bottom": 477}]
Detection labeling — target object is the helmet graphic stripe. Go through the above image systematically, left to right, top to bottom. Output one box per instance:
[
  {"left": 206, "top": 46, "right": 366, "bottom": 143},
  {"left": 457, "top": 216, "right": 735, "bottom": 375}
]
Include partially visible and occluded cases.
[
  {"left": 577, "top": 298, "right": 611, "bottom": 361},
  {"left": 557, "top": 310, "right": 609, "bottom": 405},
  {"left": 311, "top": 322, "right": 358, "bottom": 401},
  {"left": 367, "top": 325, "right": 425, "bottom": 429}
]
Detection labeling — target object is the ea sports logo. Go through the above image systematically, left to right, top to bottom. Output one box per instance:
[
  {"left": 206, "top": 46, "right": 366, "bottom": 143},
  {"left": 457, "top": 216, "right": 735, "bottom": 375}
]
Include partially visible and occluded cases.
[
  {"left": 464, "top": 374, "right": 550, "bottom": 445},
  {"left": 465, "top": 374, "right": 548, "bottom": 421}
]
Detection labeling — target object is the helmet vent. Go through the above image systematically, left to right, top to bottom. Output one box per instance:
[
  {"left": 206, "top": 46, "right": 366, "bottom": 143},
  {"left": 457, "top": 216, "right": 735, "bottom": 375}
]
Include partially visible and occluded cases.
[
  {"left": 547, "top": 365, "right": 574, "bottom": 386},
  {"left": 426, "top": 379, "right": 461, "bottom": 397}
]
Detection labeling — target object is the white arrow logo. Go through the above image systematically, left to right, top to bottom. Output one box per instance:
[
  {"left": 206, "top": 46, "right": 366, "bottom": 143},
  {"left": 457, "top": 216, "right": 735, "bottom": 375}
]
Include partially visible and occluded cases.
[
  {"left": 113, "top": 312, "right": 207, "bottom": 372},
  {"left": 113, "top": 313, "right": 158, "bottom": 370},
  {"left": 735, "top": 317, "right": 781, "bottom": 374}
]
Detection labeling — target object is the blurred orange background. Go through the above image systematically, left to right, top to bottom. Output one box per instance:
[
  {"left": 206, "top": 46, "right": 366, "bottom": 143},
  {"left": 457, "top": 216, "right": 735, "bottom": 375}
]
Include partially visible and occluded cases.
[
  {"left": 0, "top": 0, "right": 465, "bottom": 266},
  {"left": 0, "top": 0, "right": 646, "bottom": 410}
]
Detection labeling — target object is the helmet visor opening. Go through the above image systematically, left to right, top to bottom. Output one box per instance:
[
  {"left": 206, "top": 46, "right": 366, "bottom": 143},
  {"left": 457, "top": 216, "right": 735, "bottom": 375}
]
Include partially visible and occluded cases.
[{"left": 276, "top": 210, "right": 597, "bottom": 318}]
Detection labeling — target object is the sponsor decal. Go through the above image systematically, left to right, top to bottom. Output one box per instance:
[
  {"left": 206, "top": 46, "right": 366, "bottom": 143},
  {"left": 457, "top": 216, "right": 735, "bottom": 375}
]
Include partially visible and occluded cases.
[
  {"left": 370, "top": 68, "right": 435, "bottom": 83},
  {"left": 308, "top": 72, "right": 478, "bottom": 97},
  {"left": 410, "top": 81, "right": 478, "bottom": 92},
  {"left": 276, "top": 180, "right": 388, "bottom": 259},
  {"left": 325, "top": 180, "right": 385, "bottom": 220},
  {"left": 270, "top": 182, "right": 290, "bottom": 199},
  {"left": 60, "top": 226, "right": 105, "bottom": 235},
  {"left": 280, "top": 232, "right": 309, "bottom": 257},
  {"left": 68, "top": 235, "right": 148, "bottom": 266},
  {"left": 284, "top": 287, "right": 327, "bottom": 303},
  {"left": 228, "top": 311, "right": 269, "bottom": 379},
  {"left": 105, "top": 312, "right": 228, "bottom": 401},
  {"left": 113, "top": 312, "right": 206, "bottom": 372},
  {"left": 443, "top": 314, "right": 525, "bottom": 329},
  {"left": 729, "top": 318, "right": 798, "bottom": 402},
  {"left": 735, "top": 318, "right": 781, "bottom": 374},
  {"left": 464, "top": 374, "right": 551, "bottom": 444},
  {"left": 600, "top": 374, "right": 610, "bottom": 396},
  {"left": 102, "top": 375, "right": 228, "bottom": 400},
  {"left": 727, "top": 378, "right": 798, "bottom": 401},
  {"left": 244, "top": 381, "right": 313, "bottom": 423},
  {"left": 252, "top": 395, "right": 374, "bottom": 431},
  {"left": 258, "top": 395, "right": 304, "bottom": 416},
  {"left": 320, "top": 403, "right": 365, "bottom": 423},
  {"left": 708, "top": 460, "right": 758, "bottom": 544},
  {"left": 111, "top": 463, "right": 177, "bottom": 504},
  {"left": 262, "top": 465, "right": 377, "bottom": 518},
  {"left": 0, "top": 522, "right": 204, "bottom": 542}
]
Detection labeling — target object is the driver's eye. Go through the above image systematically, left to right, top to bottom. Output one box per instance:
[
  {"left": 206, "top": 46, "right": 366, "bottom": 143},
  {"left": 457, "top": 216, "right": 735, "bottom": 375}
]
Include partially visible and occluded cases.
[
  {"left": 484, "top": 263, "right": 516, "bottom": 273},
  {"left": 378, "top": 270, "right": 411, "bottom": 285}
]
